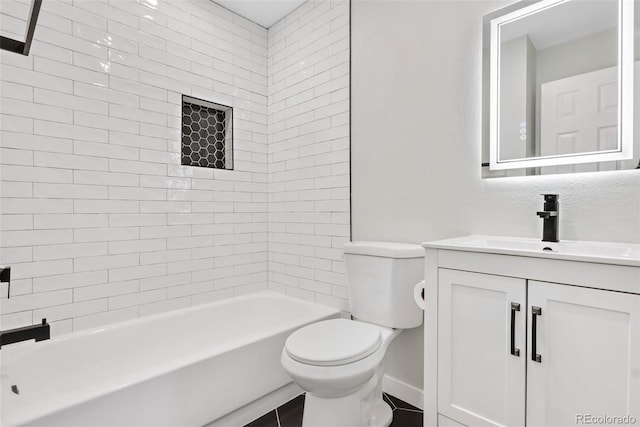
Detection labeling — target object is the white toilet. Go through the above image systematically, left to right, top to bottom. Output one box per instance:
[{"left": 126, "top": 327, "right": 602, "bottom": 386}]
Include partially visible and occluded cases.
[{"left": 280, "top": 241, "right": 424, "bottom": 427}]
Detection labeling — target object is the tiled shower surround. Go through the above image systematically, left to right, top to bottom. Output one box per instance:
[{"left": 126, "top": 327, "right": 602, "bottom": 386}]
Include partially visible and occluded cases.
[
  {"left": 0, "top": 0, "right": 350, "bottom": 334},
  {"left": 267, "top": 1, "right": 350, "bottom": 310}
]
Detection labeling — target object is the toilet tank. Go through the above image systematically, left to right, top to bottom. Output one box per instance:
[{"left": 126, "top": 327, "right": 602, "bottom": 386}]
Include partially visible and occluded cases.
[{"left": 344, "top": 241, "right": 424, "bottom": 329}]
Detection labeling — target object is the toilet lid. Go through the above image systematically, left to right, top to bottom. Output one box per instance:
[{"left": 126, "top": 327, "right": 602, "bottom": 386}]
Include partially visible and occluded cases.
[{"left": 285, "top": 319, "right": 382, "bottom": 366}]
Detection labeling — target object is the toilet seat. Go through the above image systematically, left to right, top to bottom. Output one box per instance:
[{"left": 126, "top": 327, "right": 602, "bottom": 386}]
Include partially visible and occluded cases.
[{"left": 285, "top": 319, "right": 381, "bottom": 366}]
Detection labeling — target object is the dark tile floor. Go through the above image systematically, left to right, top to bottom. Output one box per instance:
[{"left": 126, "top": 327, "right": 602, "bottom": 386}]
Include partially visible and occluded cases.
[
  {"left": 244, "top": 393, "right": 422, "bottom": 427},
  {"left": 383, "top": 393, "right": 423, "bottom": 427}
]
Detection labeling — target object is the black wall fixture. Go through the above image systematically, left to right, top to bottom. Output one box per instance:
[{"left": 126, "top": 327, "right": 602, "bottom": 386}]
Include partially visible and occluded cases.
[{"left": 0, "top": 0, "right": 42, "bottom": 56}]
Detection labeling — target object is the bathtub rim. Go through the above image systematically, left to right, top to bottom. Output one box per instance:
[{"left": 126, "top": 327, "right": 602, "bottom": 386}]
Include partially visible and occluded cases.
[
  {"left": 24, "top": 290, "right": 329, "bottom": 345},
  {"left": 1, "top": 291, "right": 341, "bottom": 426}
]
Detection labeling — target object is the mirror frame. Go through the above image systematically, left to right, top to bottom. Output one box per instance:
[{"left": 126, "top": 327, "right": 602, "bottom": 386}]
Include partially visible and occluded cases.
[
  {"left": 0, "top": 0, "right": 42, "bottom": 56},
  {"left": 488, "top": 0, "right": 635, "bottom": 171}
]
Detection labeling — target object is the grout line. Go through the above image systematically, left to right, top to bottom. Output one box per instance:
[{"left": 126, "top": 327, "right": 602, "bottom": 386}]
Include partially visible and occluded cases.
[
  {"left": 383, "top": 392, "right": 397, "bottom": 411},
  {"left": 275, "top": 408, "right": 281, "bottom": 427},
  {"left": 396, "top": 408, "right": 423, "bottom": 414}
]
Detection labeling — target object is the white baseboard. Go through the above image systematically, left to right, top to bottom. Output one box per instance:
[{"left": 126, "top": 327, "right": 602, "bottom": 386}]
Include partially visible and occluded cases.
[
  {"left": 383, "top": 374, "right": 424, "bottom": 410},
  {"left": 205, "top": 382, "right": 303, "bottom": 427}
]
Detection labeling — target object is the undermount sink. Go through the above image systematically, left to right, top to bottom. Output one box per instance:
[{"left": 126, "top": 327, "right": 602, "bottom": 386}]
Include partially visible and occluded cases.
[{"left": 422, "top": 235, "right": 640, "bottom": 267}]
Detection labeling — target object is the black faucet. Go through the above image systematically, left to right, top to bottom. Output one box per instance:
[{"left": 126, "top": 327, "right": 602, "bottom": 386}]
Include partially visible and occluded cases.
[
  {"left": 536, "top": 194, "right": 559, "bottom": 242},
  {"left": 0, "top": 318, "right": 50, "bottom": 349}
]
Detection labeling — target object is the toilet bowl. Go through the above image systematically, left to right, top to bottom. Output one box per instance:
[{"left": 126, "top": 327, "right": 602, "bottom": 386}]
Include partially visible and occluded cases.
[
  {"left": 280, "top": 241, "right": 425, "bottom": 427},
  {"left": 281, "top": 319, "right": 400, "bottom": 427}
]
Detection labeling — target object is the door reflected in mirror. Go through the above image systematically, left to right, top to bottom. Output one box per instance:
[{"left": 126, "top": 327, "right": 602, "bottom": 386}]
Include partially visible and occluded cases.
[{"left": 482, "top": 0, "right": 638, "bottom": 177}]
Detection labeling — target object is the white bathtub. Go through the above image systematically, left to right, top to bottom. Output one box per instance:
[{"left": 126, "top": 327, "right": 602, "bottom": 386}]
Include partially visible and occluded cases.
[{"left": 0, "top": 291, "right": 340, "bottom": 426}]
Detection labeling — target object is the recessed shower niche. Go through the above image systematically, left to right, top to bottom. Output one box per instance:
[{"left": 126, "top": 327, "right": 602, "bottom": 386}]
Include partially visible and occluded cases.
[{"left": 181, "top": 95, "right": 233, "bottom": 170}]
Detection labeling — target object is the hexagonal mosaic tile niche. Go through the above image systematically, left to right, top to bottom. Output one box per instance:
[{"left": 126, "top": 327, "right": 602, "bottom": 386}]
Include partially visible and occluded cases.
[{"left": 181, "top": 95, "right": 233, "bottom": 170}]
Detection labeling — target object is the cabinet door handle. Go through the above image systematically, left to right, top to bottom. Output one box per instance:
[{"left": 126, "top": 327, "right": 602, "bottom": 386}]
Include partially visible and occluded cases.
[
  {"left": 510, "top": 302, "right": 520, "bottom": 357},
  {"left": 531, "top": 306, "right": 542, "bottom": 363}
]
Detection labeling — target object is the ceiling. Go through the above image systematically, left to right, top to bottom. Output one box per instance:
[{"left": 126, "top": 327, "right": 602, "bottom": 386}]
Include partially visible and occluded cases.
[{"left": 214, "top": 0, "right": 307, "bottom": 28}]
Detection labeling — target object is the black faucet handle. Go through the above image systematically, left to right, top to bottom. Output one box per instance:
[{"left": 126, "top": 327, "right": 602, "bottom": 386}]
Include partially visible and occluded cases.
[
  {"left": 541, "top": 194, "right": 559, "bottom": 203},
  {"left": 537, "top": 211, "right": 558, "bottom": 218}
]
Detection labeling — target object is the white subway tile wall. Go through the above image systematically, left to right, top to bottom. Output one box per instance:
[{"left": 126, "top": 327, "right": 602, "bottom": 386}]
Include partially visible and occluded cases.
[
  {"left": 0, "top": 0, "right": 350, "bottom": 335},
  {"left": 267, "top": 0, "right": 350, "bottom": 312}
]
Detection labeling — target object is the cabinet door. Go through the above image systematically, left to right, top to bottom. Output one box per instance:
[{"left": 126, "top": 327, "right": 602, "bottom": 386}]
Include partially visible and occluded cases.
[
  {"left": 438, "top": 269, "right": 526, "bottom": 426},
  {"left": 527, "top": 281, "right": 640, "bottom": 426}
]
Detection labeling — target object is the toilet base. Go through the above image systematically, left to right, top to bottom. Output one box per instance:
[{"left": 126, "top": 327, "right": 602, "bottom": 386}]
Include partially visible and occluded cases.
[
  {"left": 301, "top": 366, "right": 393, "bottom": 427},
  {"left": 302, "top": 394, "right": 392, "bottom": 427},
  {"left": 368, "top": 400, "right": 393, "bottom": 427}
]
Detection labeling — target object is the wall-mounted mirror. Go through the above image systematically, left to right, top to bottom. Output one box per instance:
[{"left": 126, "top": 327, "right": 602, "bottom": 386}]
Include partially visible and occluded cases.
[{"left": 482, "top": 0, "right": 639, "bottom": 177}]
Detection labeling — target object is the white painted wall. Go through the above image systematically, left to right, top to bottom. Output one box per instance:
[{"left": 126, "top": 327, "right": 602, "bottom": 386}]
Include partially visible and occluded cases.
[{"left": 352, "top": 0, "right": 640, "bottom": 392}]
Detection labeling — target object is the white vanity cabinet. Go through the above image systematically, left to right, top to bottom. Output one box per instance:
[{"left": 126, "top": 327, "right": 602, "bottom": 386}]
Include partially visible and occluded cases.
[
  {"left": 422, "top": 236, "right": 640, "bottom": 427},
  {"left": 437, "top": 269, "right": 526, "bottom": 427},
  {"left": 525, "top": 281, "right": 640, "bottom": 427}
]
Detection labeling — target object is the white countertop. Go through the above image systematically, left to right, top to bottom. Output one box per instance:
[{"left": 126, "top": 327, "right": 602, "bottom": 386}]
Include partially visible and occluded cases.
[{"left": 422, "top": 235, "right": 640, "bottom": 267}]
